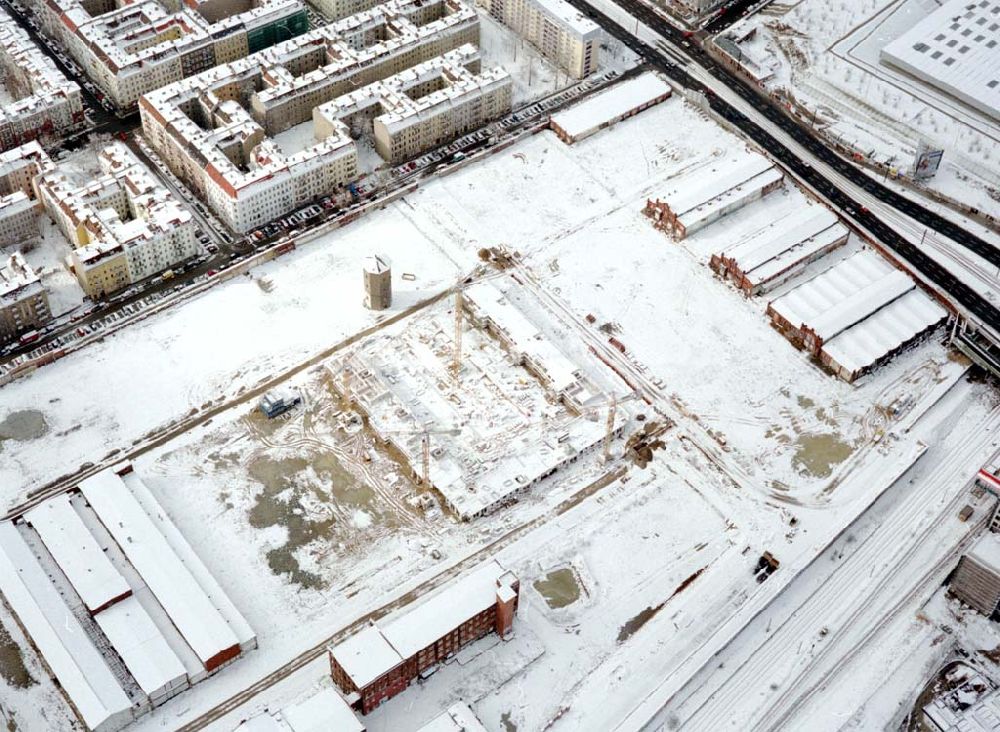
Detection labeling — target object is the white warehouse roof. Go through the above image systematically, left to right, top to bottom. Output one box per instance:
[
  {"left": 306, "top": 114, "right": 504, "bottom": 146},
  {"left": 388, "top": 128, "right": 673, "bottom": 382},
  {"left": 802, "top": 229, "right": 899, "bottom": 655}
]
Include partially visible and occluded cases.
[
  {"left": 881, "top": 0, "right": 1000, "bottom": 121},
  {"left": 550, "top": 71, "right": 671, "bottom": 140},
  {"left": 79, "top": 469, "right": 242, "bottom": 669},
  {"left": 25, "top": 495, "right": 132, "bottom": 614},
  {"left": 0, "top": 522, "right": 133, "bottom": 732},
  {"left": 94, "top": 596, "right": 188, "bottom": 700},
  {"left": 282, "top": 688, "right": 365, "bottom": 732},
  {"left": 417, "top": 702, "right": 489, "bottom": 732}
]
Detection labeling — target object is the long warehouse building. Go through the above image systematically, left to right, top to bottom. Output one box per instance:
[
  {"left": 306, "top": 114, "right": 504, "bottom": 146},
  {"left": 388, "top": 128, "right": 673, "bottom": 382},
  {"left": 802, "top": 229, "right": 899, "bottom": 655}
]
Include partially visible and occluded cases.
[{"left": 0, "top": 463, "right": 255, "bottom": 731}]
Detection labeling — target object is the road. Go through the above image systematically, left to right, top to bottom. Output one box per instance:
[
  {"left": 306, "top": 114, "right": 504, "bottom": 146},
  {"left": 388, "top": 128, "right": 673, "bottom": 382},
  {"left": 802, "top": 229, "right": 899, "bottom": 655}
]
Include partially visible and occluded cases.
[
  {"left": 564, "top": 0, "right": 1000, "bottom": 338},
  {"left": 0, "top": 67, "right": 632, "bottom": 367}
]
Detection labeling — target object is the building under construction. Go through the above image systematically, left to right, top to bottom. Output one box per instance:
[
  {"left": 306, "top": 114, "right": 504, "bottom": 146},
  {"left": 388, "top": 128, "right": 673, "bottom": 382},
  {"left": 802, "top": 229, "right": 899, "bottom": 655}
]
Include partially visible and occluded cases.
[
  {"left": 327, "top": 278, "right": 626, "bottom": 520},
  {"left": 949, "top": 532, "right": 1000, "bottom": 617}
]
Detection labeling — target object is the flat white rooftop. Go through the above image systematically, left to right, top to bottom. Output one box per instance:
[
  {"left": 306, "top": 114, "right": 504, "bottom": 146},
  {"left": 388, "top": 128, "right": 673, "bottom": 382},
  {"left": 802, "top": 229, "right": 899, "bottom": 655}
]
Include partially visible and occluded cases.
[
  {"left": 881, "top": 0, "right": 1000, "bottom": 121},
  {"left": 550, "top": 71, "right": 671, "bottom": 140},
  {"left": 79, "top": 468, "right": 241, "bottom": 669},
  {"left": 25, "top": 494, "right": 132, "bottom": 614},
  {"left": 0, "top": 521, "right": 132, "bottom": 732},
  {"left": 968, "top": 530, "right": 1000, "bottom": 573},
  {"left": 331, "top": 559, "right": 512, "bottom": 687},
  {"left": 379, "top": 559, "right": 508, "bottom": 659},
  {"left": 94, "top": 596, "right": 188, "bottom": 699},
  {"left": 330, "top": 625, "right": 403, "bottom": 689},
  {"left": 282, "top": 688, "right": 365, "bottom": 732},
  {"left": 417, "top": 702, "right": 489, "bottom": 732}
]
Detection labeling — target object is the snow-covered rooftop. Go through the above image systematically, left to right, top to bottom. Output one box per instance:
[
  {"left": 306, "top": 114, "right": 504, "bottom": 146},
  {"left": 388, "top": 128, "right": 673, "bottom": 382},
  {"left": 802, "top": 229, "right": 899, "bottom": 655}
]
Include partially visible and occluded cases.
[
  {"left": 881, "top": 0, "right": 1000, "bottom": 122},
  {"left": 550, "top": 71, "right": 671, "bottom": 140},
  {"left": 715, "top": 206, "right": 848, "bottom": 289},
  {"left": 0, "top": 252, "right": 42, "bottom": 302},
  {"left": 821, "top": 289, "right": 947, "bottom": 376},
  {"left": 79, "top": 468, "right": 243, "bottom": 669},
  {"left": 25, "top": 494, "right": 132, "bottom": 614},
  {"left": 0, "top": 521, "right": 133, "bottom": 732},
  {"left": 968, "top": 531, "right": 1000, "bottom": 573},
  {"left": 380, "top": 559, "right": 510, "bottom": 658},
  {"left": 330, "top": 560, "right": 514, "bottom": 687},
  {"left": 94, "top": 596, "right": 188, "bottom": 699},
  {"left": 329, "top": 625, "right": 403, "bottom": 689},
  {"left": 282, "top": 688, "right": 365, "bottom": 732},
  {"left": 416, "top": 702, "right": 489, "bottom": 731}
]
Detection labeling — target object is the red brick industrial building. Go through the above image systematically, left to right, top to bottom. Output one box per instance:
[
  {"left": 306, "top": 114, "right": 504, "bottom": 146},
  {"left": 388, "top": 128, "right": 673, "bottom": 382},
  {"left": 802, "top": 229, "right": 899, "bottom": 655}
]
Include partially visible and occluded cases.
[{"left": 329, "top": 560, "right": 519, "bottom": 714}]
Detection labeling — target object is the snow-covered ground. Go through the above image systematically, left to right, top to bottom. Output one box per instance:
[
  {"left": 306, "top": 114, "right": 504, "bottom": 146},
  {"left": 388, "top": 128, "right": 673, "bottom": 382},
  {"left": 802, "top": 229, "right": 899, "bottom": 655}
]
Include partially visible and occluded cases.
[
  {"left": 723, "top": 0, "right": 1000, "bottom": 219},
  {"left": 0, "top": 87, "right": 994, "bottom": 732}
]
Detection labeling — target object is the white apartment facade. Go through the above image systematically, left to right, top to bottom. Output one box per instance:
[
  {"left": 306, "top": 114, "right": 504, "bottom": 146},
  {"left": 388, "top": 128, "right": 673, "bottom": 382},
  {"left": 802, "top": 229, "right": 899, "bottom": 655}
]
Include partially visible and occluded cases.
[
  {"left": 24, "top": 0, "right": 309, "bottom": 110},
  {"left": 140, "top": 0, "right": 502, "bottom": 232},
  {"left": 480, "top": 0, "right": 600, "bottom": 78},
  {"left": 0, "top": 10, "right": 84, "bottom": 151},
  {"left": 36, "top": 144, "right": 200, "bottom": 298}
]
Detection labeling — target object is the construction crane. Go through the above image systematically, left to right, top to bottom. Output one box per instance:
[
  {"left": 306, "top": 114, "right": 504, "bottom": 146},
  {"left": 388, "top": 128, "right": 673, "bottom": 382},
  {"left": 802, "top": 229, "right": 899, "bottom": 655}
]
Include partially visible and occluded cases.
[
  {"left": 452, "top": 289, "right": 463, "bottom": 380},
  {"left": 579, "top": 391, "right": 640, "bottom": 463},
  {"left": 382, "top": 424, "right": 462, "bottom": 485}
]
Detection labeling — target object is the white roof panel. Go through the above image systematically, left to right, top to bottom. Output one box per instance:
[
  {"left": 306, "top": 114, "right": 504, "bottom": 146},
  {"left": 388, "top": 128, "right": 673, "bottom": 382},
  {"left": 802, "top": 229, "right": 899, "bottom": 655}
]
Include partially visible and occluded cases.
[
  {"left": 881, "top": 0, "right": 1000, "bottom": 122},
  {"left": 550, "top": 72, "right": 671, "bottom": 139},
  {"left": 821, "top": 289, "right": 946, "bottom": 375},
  {"left": 79, "top": 469, "right": 240, "bottom": 667},
  {"left": 25, "top": 495, "right": 132, "bottom": 613},
  {"left": 0, "top": 522, "right": 132, "bottom": 731},
  {"left": 380, "top": 560, "right": 504, "bottom": 659},
  {"left": 95, "top": 596, "right": 188, "bottom": 698},
  {"left": 330, "top": 625, "right": 403, "bottom": 689},
  {"left": 283, "top": 688, "right": 364, "bottom": 732},
  {"left": 417, "top": 702, "right": 489, "bottom": 732}
]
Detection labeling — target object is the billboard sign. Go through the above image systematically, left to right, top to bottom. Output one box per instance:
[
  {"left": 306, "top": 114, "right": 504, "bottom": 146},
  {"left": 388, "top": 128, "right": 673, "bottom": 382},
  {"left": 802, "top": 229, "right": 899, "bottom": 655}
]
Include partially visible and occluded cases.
[{"left": 913, "top": 141, "right": 944, "bottom": 180}]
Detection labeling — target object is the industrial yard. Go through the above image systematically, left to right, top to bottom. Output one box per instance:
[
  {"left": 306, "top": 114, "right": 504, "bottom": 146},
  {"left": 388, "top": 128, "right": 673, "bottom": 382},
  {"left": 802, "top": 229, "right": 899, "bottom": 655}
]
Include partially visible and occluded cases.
[{"left": 0, "top": 0, "right": 999, "bottom": 725}]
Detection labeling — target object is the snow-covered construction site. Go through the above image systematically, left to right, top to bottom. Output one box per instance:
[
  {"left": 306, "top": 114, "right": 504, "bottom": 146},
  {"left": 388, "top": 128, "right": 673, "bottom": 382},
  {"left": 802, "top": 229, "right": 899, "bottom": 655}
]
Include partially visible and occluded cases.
[
  {"left": 0, "top": 18, "right": 999, "bottom": 730},
  {"left": 328, "top": 276, "right": 629, "bottom": 520}
]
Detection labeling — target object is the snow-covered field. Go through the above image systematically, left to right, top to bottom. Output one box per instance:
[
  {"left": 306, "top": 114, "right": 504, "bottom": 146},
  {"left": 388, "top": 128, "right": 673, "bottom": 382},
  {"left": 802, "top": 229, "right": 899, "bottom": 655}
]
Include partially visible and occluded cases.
[
  {"left": 724, "top": 0, "right": 1000, "bottom": 219},
  {"left": 0, "top": 88, "right": 993, "bottom": 732}
]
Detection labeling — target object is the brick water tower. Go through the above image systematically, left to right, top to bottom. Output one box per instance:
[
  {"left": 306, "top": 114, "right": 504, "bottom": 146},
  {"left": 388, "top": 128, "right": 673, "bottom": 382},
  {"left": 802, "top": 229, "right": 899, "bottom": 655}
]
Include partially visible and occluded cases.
[{"left": 363, "top": 255, "right": 392, "bottom": 310}]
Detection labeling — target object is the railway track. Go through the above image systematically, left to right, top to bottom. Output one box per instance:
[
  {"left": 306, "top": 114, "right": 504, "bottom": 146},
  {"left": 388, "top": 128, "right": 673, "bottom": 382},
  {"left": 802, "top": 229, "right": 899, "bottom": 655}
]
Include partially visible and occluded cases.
[{"left": 675, "top": 406, "right": 1000, "bottom": 730}]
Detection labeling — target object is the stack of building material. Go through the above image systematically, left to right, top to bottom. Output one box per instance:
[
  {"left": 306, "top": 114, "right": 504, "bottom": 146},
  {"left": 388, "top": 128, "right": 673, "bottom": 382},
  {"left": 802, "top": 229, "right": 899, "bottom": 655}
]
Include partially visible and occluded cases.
[
  {"left": 644, "top": 156, "right": 785, "bottom": 239},
  {"left": 709, "top": 206, "right": 848, "bottom": 295},
  {"left": 766, "top": 249, "right": 946, "bottom": 381},
  {"left": 949, "top": 532, "right": 1000, "bottom": 617}
]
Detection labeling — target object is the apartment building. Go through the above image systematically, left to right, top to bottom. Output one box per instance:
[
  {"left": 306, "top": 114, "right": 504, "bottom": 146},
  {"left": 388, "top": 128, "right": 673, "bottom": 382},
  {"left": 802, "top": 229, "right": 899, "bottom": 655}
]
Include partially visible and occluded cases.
[
  {"left": 23, "top": 0, "right": 308, "bottom": 110},
  {"left": 140, "top": 0, "right": 500, "bottom": 233},
  {"left": 480, "top": 0, "right": 600, "bottom": 78},
  {"left": 0, "top": 11, "right": 84, "bottom": 151},
  {"left": 324, "top": 45, "right": 512, "bottom": 164},
  {"left": 0, "top": 142, "right": 54, "bottom": 248},
  {"left": 36, "top": 144, "right": 200, "bottom": 298},
  {"left": 0, "top": 252, "right": 50, "bottom": 345},
  {"left": 329, "top": 560, "right": 518, "bottom": 714}
]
